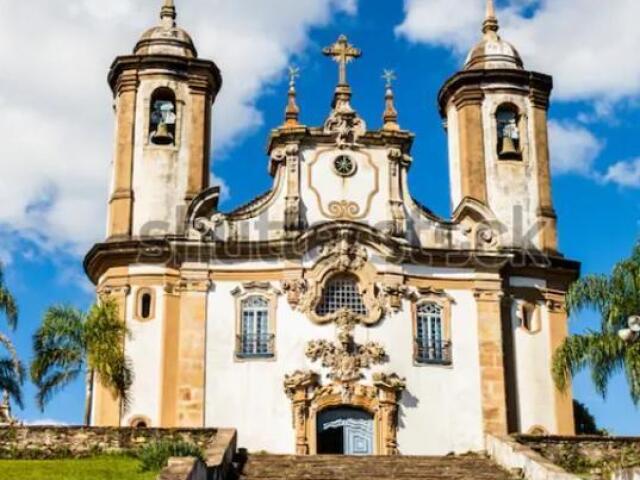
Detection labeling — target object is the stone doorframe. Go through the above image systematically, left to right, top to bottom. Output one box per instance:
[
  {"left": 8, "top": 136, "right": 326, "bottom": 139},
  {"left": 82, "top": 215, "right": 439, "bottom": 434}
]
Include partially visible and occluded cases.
[{"left": 285, "top": 372, "right": 406, "bottom": 456}]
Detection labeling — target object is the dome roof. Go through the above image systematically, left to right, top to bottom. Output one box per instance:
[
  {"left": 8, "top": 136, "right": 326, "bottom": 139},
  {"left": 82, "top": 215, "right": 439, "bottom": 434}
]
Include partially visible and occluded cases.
[
  {"left": 133, "top": 1, "right": 197, "bottom": 58},
  {"left": 464, "top": 1, "right": 523, "bottom": 71}
]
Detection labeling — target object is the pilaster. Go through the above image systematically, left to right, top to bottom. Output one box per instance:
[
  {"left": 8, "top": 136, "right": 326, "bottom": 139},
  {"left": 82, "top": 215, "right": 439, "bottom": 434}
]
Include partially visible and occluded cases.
[
  {"left": 108, "top": 71, "right": 138, "bottom": 239},
  {"left": 454, "top": 87, "right": 488, "bottom": 204},
  {"left": 530, "top": 95, "right": 558, "bottom": 253},
  {"left": 175, "top": 272, "right": 211, "bottom": 427},
  {"left": 475, "top": 285, "right": 508, "bottom": 436},
  {"left": 544, "top": 290, "right": 575, "bottom": 435}
]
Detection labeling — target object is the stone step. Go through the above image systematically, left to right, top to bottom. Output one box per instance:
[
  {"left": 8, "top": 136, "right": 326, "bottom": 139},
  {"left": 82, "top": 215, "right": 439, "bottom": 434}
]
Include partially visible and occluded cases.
[{"left": 237, "top": 454, "right": 516, "bottom": 480}]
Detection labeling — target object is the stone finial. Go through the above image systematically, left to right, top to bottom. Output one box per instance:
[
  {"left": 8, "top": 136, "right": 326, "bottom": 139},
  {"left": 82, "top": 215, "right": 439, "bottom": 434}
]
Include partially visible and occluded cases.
[
  {"left": 160, "top": 0, "right": 177, "bottom": 28},
  {"left": 483, "top": 0, "right": 500, "bottom": 35},
  {"left": 284, "top": 66, "right": 301, "bottom": 128},
  {"left": 382, "top": 70, "right": 399, "bottom": 131}
]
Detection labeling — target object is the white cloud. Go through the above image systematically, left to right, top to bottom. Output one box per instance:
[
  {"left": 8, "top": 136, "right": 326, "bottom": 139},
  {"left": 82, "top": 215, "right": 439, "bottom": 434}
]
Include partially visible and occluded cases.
[
  {"left": 0, "top": 0, "right": 356, "bottom": 256},
  {"left": 396, "top": 0, "right": 640, "bottom": 102},
  {"left": 548, "top": 120, "right": 604, "bottom": 176},
  {"left": 604, "top": 158, "right": 640, "bottom": 188},
  {"left": 23, "top": 419, "right": 69, "bottom": 427}
]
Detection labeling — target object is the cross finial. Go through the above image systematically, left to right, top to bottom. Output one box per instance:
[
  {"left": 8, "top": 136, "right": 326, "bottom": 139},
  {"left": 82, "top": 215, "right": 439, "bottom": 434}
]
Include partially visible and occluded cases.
[
  {"left": 161, "top": 0, "right": 177, "bottom": 28},
  {"left": 483, "top": 0, "right": 499, "bottom": 34},
  {"left": 323, "top": 35, "right": 362, "bottom": 86},
  {"left": 284, "top": 65, "right": 301, "bottom": 127},
  {"left": 288, "top": 65, "right": 300, "bottom": 88},
  {"left": 382, "top": 69, "right": 396, "bottom": 89},
  {"left": 382, "top": 70, "right": 399, "bottom": 131}
]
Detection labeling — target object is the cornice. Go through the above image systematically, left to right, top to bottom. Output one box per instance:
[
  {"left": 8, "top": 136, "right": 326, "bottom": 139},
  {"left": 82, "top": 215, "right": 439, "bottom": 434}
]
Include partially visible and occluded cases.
[
  {"left": 108, "top": 54, "right": 222, "bottom": 100},
  {"left": 438, "top": 69, "right": 553, "bottom": 117},
  {"left": 266, "top": 127, "right": 415, "bottom": 158},
  {"left": 83, "top": 224, "right": 580, "bottom": 286}
]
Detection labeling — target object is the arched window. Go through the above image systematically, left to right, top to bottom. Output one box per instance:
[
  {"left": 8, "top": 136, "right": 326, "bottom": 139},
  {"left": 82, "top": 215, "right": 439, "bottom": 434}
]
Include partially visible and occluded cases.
[
  {"left": 149, "top": 88, "right": 177, "bottom": 146},
  {"left": 496, "top": 105, "right": 521, "bottom": 160},
  {"left": 316, "top": 275, "right": 367, "bottom": 317},
  {"left": 136, "top": 289, "right": 155, "bottom": 322},
  {"left": 140, "top": 293, "right": 152, "bottom": 320},
  {"left": 238, "top": 296, "right": 273, "bottom": 358},
  {"left": 520, "top": 302, "right": 541, "bottom": 333},
  {"left": 415, "top": 303, "right": 451, "bottom": 364}
]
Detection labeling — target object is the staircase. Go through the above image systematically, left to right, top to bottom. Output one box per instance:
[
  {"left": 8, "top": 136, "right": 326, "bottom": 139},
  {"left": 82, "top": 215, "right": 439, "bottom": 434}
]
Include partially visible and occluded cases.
[{"left": 237, "top": 454, "right": 517, "bottom": 480}]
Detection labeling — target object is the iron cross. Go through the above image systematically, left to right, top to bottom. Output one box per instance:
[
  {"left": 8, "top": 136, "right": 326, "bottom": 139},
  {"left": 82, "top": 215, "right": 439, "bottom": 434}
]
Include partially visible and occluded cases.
[
  {"left": 323, "top": 35, "right": 362, "bottom": 86},
  {"left": 288, "top": 65, "right": 300, "bottom": 88},
  {"left": 382, "top": 69, "right": 396, "bottom": 89}
]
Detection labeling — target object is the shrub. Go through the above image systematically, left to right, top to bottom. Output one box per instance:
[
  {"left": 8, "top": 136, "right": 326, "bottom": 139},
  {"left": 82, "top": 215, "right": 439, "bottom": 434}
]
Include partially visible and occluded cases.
[{"left": 137, "top": 439, "right": 204, "bottom": 472}]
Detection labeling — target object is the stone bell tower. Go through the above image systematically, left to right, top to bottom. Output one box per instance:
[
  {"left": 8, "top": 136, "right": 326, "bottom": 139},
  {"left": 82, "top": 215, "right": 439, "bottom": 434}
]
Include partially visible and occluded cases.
[
  {"left": 106, "top": 0, "right": 221, "bottom": 239},
  {"left": 438, "top": 0, "right": 557, "bottom": 253}
]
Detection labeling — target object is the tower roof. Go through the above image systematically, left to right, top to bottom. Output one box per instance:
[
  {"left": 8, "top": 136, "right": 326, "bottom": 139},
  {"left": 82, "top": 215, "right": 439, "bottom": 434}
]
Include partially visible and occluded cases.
[
  {"left": 134, "top": 0, "right": 197, "bottom": 58},
  {"left": 464, "top": 0, "right": 523, "bottom": 71}
]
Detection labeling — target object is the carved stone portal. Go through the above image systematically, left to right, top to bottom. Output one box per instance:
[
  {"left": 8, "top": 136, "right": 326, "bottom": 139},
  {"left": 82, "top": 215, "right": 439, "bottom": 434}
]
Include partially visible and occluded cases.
[{"left": 284, "top": 315, "right": 406, "bottom": 456}]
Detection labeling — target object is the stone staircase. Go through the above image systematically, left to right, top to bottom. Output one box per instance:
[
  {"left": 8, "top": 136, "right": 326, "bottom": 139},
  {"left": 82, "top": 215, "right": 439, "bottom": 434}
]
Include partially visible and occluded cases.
[{"left": 236, "top": 454, "right": 517, "bottom": 480}]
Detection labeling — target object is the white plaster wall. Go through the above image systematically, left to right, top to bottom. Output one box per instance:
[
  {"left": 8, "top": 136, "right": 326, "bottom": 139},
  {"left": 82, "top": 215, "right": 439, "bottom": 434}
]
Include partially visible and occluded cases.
[
  {"left": 131, "top": 77, "right": 193, "bottom": 236},
  {"left": 300, "top": 146, "right": 392, "bottom": 230},
  {"left": 204, "top": 279, "right": 485, "bottom": 455},
  {"left": 123, "top": 285, "right": 165, "bottom": 427},
  {"left": 371, "top": 290, "right": 485, "bottom": 455},
  {"left": 511, "top": 302, "right": 557, "bottom": 434}
]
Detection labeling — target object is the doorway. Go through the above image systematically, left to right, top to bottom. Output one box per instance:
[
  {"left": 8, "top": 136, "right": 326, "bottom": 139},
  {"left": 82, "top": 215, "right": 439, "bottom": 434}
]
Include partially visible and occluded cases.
[{"left": 316, "top": 407, "right": 374, "bottom": 455}]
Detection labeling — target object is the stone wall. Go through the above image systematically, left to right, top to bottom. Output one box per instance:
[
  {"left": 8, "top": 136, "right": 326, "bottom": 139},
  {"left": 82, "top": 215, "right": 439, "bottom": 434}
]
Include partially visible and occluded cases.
[
  {"left": 0, "top": 426, "right": 226, "bottom": 460},
  {"left": 518, "top": 435, "right": 640, "bottom": 476}
]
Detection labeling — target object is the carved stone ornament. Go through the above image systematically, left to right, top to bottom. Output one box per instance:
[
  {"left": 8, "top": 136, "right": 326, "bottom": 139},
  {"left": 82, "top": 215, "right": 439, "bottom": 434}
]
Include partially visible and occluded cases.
[
  {"left": 324, "top": 102, "right": 367, "bottom": 149},
  {"left": 191, "top": 212, "right": 226, "bottom": 241},
  {"left": 295, "top": 233, "right": 387, "bottom": 325},
  {"left": 281, "top": 279, "right": 308, "bottom": 308},
  {"left": 283, "top": 319, "right": 407, "bottom": 455},
  {"left": 305, "top": 327, "right": 386, "bottom": 384}
]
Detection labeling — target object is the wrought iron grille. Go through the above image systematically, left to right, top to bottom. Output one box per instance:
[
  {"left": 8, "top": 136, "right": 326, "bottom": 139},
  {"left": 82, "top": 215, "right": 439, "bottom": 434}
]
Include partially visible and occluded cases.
[
  {"left": 316, "top": 276, "right": 368, "bottom": 316},
  {"left": 416, "top": 302, "right": 451, "bottom": 365},
  {"left": 236, "top": 333, "right": 275, "bottom": 358},
  {"left": 415, "top": 340, "right": 452, "bottom": 365}
]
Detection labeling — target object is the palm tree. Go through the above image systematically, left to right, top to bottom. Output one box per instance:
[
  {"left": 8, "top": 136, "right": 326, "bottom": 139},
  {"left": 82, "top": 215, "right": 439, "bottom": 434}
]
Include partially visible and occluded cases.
[
  {"left": 553, "top": 240, "right": 640, "bottom": 404},
  {"left": 0, "top": 263, "right": 23, "bottom": 409},
  {"left": 31, "top": 299, "right": 133, "bottom": 425}
]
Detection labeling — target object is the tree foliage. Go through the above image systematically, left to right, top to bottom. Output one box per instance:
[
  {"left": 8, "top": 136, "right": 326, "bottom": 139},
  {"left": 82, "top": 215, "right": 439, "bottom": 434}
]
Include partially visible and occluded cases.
[
  {"left": 553, "top": 240, "right": 640, "bottom": 404},
  {"left": 0, "top": 262, "right": 22, "bottom": 408},
  {"left": 30, "top": 299, "right": 133, "bottom": 415}
]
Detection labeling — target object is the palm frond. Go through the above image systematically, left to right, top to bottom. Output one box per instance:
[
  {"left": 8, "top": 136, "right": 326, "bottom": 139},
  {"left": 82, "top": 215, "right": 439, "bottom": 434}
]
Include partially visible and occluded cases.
[
  {"left": 0, "top": 264, "right": 18, "bottom": 330},
  {"left": 566, "top": 275, "right": 610, "bottom": 318},
  {"left": 84, "top": 300, "right": 133, "bottom": 408},
  {"left": 30, "top": 305, "right": 85, "bottom": 409},
  {"left": 553, "top": 332, "right": 626, "bottom": 399},
  {"left": 0, "top": 333, "right": 24, "bottom": 383},
  {"left": 0, "top": 358, "right": 23, "bottom": 408},
  {"left": 34, "top": 368, "right": 83, "bottom": 412}
]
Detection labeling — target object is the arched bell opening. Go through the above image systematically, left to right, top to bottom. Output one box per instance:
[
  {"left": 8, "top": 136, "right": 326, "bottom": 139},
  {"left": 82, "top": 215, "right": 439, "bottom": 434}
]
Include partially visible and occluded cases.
[{"left": 317, "top": 406, "right": 374, "bottom": 456}]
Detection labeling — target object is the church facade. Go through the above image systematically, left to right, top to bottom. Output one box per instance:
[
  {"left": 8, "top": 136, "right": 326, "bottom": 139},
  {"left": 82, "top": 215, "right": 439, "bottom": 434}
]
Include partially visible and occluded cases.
[{"left": 84, "top": 0, "right": 580, "bottom": 456}]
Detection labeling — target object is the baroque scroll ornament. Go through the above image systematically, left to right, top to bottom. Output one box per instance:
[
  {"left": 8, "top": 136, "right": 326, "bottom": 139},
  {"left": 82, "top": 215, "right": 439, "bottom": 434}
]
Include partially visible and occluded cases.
[{"left": 305, "top": 325, "right": 386, "bottom": 384}]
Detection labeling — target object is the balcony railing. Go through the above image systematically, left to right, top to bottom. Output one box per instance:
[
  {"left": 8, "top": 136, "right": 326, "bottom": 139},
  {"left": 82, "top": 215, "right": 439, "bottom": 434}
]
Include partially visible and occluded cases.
[
  {"left": 236, "top": 333, "right": 275, "bottom": 359},
  {"left": 415, "top": 340, "right": 452, "bottom": 365}
]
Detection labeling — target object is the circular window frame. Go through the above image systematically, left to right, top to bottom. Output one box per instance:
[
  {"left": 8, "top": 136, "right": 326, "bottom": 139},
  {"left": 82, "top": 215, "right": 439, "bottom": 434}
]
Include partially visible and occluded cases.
[{"left": 332, "top": 155, "right": 357, "bottom": 177}]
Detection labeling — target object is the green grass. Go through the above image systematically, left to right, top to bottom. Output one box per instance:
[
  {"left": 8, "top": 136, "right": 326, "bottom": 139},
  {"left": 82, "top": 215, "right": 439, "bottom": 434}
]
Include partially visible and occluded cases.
[{"left": 0, "top": 456, "right": 159, "bottom": 480}]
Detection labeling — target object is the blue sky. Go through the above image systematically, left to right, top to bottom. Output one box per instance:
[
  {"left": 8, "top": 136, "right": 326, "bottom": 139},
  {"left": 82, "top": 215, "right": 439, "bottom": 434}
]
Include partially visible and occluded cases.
[{"left": 1, "top": 0, "right": 639, "bottom": 433}]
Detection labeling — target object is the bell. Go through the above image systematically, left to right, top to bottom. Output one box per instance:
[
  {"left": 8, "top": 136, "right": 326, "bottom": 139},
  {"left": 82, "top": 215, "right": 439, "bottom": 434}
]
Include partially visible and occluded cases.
[
  {"left": 151, "top": 122, "right": 174, "bottom": 145},
  {"left": 499, "top": 135, "right": 519, "bottom": 158}
]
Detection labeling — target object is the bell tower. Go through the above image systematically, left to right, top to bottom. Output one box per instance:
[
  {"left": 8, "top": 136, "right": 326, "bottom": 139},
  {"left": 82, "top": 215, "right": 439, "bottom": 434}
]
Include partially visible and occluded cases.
[
  {"left": 106, "top": 0, "right": 221, "bottom": 239},
  {"left": 438, "top": 0, "right": 558, "bottom": 253}
]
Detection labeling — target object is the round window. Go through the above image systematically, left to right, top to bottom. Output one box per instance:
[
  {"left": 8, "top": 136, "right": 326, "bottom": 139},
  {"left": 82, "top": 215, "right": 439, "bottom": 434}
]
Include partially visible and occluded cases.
[{"left": 333, "top": 155, "right": 357, "bottom": 177}]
